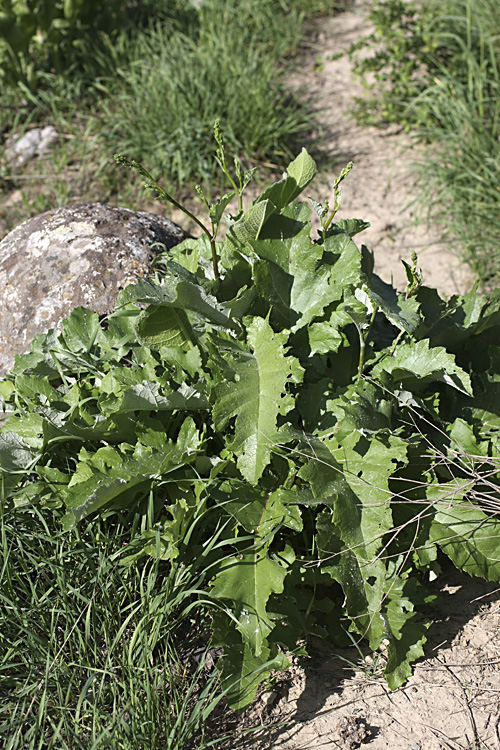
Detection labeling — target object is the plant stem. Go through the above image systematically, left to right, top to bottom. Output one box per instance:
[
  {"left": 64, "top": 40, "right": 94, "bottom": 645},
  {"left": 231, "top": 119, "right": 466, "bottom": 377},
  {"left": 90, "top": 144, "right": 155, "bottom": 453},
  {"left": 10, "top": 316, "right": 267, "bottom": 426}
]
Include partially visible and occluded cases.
[
  {"left": 116, "top": 156, "right": 220, "bottom": 279},
  {"left": 147, "top": 175, "right": 219, "bottom": 277},
  {"left": 358, "top": 308, "right": 377, "bottom": 379}
]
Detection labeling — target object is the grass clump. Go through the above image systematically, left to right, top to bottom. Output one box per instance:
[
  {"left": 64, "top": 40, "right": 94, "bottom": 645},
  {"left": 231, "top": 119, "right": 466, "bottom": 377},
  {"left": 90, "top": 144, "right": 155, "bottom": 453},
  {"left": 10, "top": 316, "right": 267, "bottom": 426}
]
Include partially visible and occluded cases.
[
  {"left": 101, "top": 0, "right": 313, "bottom": 188},
  {"left": 349, "top": 0, "right": 500, "bottom": 290},
  {"left": 0, "top": 506, "right": 230, "bottom": 750}
]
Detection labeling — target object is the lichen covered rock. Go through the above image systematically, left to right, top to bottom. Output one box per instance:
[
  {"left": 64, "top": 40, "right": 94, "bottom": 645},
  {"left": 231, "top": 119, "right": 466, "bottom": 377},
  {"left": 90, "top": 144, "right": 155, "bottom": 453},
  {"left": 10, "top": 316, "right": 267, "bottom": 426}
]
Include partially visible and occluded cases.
[{"left": 0, "top": 203, "right": 186, "bottom": 374}]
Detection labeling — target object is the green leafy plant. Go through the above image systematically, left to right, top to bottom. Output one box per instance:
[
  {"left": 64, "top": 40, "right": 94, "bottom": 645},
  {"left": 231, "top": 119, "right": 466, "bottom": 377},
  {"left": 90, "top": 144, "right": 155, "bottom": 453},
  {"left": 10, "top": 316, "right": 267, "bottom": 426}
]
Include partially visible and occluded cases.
[{"left": 2, "top": 140, "right": 500, "bottom": 715}]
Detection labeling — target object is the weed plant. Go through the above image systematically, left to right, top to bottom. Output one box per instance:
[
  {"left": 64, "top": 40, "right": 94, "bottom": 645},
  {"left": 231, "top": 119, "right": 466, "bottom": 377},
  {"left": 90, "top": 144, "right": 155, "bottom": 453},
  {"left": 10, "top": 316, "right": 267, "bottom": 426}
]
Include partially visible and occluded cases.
[{"left": 2, "top": 137, "right": 500, "bottom": 721}]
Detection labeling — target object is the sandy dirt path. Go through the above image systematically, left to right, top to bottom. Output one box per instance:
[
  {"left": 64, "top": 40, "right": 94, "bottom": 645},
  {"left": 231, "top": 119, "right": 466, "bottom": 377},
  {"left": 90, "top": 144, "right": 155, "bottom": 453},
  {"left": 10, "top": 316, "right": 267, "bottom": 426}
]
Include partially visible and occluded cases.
[{"left": 297, "top": 0, "right": 471, "bottom": 299}]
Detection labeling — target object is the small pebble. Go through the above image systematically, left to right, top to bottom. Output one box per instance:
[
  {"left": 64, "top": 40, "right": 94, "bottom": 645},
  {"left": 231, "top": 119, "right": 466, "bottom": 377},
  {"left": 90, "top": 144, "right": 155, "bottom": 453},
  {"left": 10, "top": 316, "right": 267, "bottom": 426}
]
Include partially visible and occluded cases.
[{"left": 260, "top": 690, "right": 278, "bottom": 708}]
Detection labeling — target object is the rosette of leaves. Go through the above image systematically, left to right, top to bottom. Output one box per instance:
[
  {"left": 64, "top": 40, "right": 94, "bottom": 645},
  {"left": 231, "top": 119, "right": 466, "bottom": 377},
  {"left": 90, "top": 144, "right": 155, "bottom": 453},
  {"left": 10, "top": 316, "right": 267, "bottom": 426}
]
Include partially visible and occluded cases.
[{"left": 2, "top": 150, "right": 500, "bottom": 709}]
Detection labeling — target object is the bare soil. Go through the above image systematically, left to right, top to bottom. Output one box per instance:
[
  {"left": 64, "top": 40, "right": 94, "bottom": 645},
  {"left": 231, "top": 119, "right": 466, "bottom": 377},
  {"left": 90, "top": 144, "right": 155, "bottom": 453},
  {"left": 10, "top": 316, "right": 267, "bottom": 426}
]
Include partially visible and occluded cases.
[{"left": 243, "top": 569, "right": 500, "bottom": 750}]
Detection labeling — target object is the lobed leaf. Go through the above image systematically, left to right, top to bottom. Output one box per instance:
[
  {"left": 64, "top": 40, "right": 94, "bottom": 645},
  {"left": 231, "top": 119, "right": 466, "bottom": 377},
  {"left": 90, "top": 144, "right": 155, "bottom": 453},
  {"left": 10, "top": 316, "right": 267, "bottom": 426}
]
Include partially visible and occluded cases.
[{"left": 210, "top": 317, "right": 303, "bottom": 484}]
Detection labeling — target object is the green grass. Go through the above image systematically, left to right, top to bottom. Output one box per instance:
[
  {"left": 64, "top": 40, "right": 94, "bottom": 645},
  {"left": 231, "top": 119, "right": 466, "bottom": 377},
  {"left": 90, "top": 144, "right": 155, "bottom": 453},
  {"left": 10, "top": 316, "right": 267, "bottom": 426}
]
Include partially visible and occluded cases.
[
  {"left": 0, "top": 0, "right": 345, "bottom": 232},
  {"left": 350, "top": 0, "right": 500, "bottom": 291},
  {"left": 410, "top": 0, "right": 500, "bottom": 289},
  {"left": 99, "top": 2, "right": 311, "bottom": 188},
  {"left": 0, "top": 505, "right": 233, "bottom": 749}
]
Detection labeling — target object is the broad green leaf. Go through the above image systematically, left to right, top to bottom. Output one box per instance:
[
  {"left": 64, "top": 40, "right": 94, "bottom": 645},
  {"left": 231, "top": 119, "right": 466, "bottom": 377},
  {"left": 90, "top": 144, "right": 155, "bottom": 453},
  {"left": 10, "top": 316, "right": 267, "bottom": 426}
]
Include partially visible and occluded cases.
[
  {"left": 287, "top": 148, "right": 317, "bottom": 189},
  {"left": 255, "top": 149, "right": 317, "bottom": 212},
  {"left": 209, "top": 191, "right": 236, "bottom": 224},
  {"left": 308, "top": 197, "right": 328, "bottom": 221},
  {"left": 226, "top": 200, "right": 276, "bottom": 245},
  {"left": 249, "top": 207, "right": 312, "bottom": 270},
  {"left": 330, "top": 218, "right": 371, "bottom": 238},
  {"left": 290, "top": 232, "right": 364, "bottom": 329},
  {"left": 323, "top": 232, "right": 365, "bottom": 286},
  {"left": 166, "top": 236, "right": 213, "bottom": 275},
  {"left": 289, "top": 238, "right": 335, "bottom": 327},
  {"left": 252, "top": 259, "right": 297, "bottom": 330},
  {"left": 118, "top": 273, "right": 237, "bottom": 331},
  {"left": 356, "top": 278, "right": 420, "bottom": 334},
  {"left": 464, "top": 288, "right": 500, "bottom": 336},
  {"left": 103, "top": 305, "right": 140, "bottom": 355},
  {"left": 135, "top": 305, "right": 196, "bottom": 349},
  {"left": 62, "top": 307, "right": 101, "bottom": 353},
  {"left": 307, "top": 310, "right": 351, "bottom": 355},
  {"left": 210, "top": 317, "right": 302, "bottom": 484},
  {"left": 11, "top": 329, "right": 74, "bottom": 378},
  {"left": 371, "top": 338, "right": 473, "bottom": 395},
  {"left": 158, "top": 345, "right": 203, "bottom": 379},
  {"left": 14, "top": 374, "right": 60, "bottom": 405},
  {"left": 0, "top": 380, "right": 15, "bottom": 403},
  {"left": 325, "top": 380, "right": 393, "bottom": 438},
  {"left": 103, "top": 381, "right": 209, "bottom": 415},
  {"left": 34, "top": 401, "right": 138, "bottom": 444},
  {"left": 0, "top": 411, "right": 44, "bottom": 449},
  {"left": 448, "top": 417, "right": 488, "bottom": 458},
  {"left": 0, "top": 432, "right": 36, "bottom": 472},
  {"left": 0, "top": 432, "right": 38, "bottom": 502},
  {"left": 296, "top": 433, "right": 390, "bottom": 623},
  {"left": 327, "top": 433, "right": 408, "bottom": 558},
  {"left": 299, "top": 434, "right": 390, "bottom": 555},
  {"left": 62, "top": 438, "right": 194, "bottom": 529},
  {"left": 12, "top": 465, "right": 70, "bottom": 509},
  {"left": 61, "top": 469, "right": 147, "bottom": 528},
  {"left": 223, "top": 482, "right": 277, "bottom": 534},
  {"left": 224, "top": 484, "right": 303, "bottom": 537},
  {"left": 429, "top": 487, "right": 500, "bottom": 580},
  {"left": 263, "top": 488, "right": 303, "bottom": 534},
  {"left": 316, "top": 512, "right": 379, "bottom": 637},
  {"left": 211, "top": 548, "right": 286, "bottom": 656},
  {"left": 382, "top": 574, "right": 431, "bottom": 689},
  {"left": 211, "top": 609, "right": 289, "bottom": 710},
  {"left": 384, "top": 624, "right": 428, "bottom": 689}
]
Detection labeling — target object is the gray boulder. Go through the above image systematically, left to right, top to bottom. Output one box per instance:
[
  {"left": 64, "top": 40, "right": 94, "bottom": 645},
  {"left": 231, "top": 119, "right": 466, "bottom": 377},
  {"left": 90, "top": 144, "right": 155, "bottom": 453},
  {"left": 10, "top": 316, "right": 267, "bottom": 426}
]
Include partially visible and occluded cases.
[
  {"left": 4, "top": 126, "right": 59, "bottom": 168},
  {"left": 0, "top": 203, "right": 186, "bottom": 375}
]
